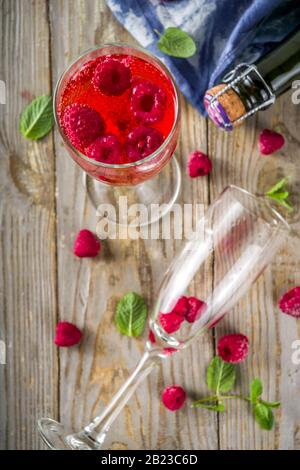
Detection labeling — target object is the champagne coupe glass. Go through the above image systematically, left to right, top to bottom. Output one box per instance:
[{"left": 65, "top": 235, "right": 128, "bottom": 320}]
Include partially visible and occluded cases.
[
  {"left": 54, "top": 43, "right": 181, "bottom": 227},
  {"left": 38, "top": 186, "right": 290, "bottom": 450}
]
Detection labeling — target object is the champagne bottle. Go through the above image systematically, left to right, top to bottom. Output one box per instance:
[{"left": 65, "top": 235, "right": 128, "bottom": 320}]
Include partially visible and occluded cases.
[{"left": 204, "top": 28, "right": 300, "bottom": 131}]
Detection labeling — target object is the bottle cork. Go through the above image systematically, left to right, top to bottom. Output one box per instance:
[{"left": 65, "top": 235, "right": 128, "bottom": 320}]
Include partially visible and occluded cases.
[{"left": 204, "top": 84, "right": 246, "bottom": 131}]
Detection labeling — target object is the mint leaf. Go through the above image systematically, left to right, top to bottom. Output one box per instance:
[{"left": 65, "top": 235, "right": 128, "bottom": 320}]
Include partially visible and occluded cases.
[
  {"left": 157, "top": 27, "right": 196, "bottom": 58},
  {"left": 20, "top": 95, "right": 54, "bottom": 140},
  {"left": 265, "top": 177, "right": 293, "bottom": 211},
  {"left": 266, "top": 177, "right": 287, "bottom": 196},
  {"left": 270, "top": 191, "right": 289, "bottom": 200},
  {"left": 279, "top": 199, "right": 293, "bottom": 211},
  {"left": 115, "top": 292, "right": 147, "bottom": 337},
  {"left": 206, "top": 356, "right": 236, "bottom": 394},
  {"left": 250, "top": 378, "right": 263, "bottom": 403},
  {"left": 192, "top": 402, "right": 225, "bottom": 412},
  {"left": 253, "top": 403, "right": 274, "bottom": 430}
]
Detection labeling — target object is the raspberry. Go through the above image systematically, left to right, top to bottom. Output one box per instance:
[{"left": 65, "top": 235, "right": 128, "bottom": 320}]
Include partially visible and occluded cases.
[
  {"left": 93, "top": 59, "right": 131, "bottom": 96},
  {"left": 131, "top": 80, "right": 166, "bottom": 124},
  {"left": 63, "top": 103, "right": 104, "bottom": 151},
  {"left": 125, "top": 126, "right": 163, "bottom": 161},
  {"left": 258, "top": 129, "right": 285, "bottom": 155},
  {"left": 86, "top": 134, "right": 122, "bottom": 164},
  {"left": 187, "top": 151, "right": 212, "bottom": 178},
  {"left": 73, "top": 229, "right": 101, "bottom": 258},
  {"left": 278, "top": 286, "right": 300, "bottom": 318},
  {"left": 158, "top": 296, "right": 188, "bottom": 334},
  {"left": 172, "top": 296, "right": 189, "bottom": 316},
  {"left": 185, "top": 297, "right": 206, "bottom": 323},
  {"left": 159, "top": 311, "right": 184, "bottom": 334},
  {"left": 54, "top": 321, "right": 82, "bottom": 347},
  {"left": 148, "top": 329, "right": 156, "bottom": 344},
  {"left": 217, "top": 333, "right": 249, "bottom": 363},
  {"left": 163, "top": 347, "right": 178, "bottom": 356},
  {"left": 162, "top": 385, "right": 186, "bottom": 411}
]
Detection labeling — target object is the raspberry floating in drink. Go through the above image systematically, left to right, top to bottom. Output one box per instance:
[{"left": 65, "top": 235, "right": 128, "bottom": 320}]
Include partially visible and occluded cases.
[
  {"left": 93, "top": 59, "right": 132, "bottom": 96},
  {"left": 131, "top": 80, "right": 166, "bottom": 124},
  {"left": 63, "top": 103, "right": 104, "bottom": 151},
  {"left": 125, "top": 126, "right": 163, "bottom": 161},
  {"left": 86, "top": 134, "right": 122, "bottom": 164}
]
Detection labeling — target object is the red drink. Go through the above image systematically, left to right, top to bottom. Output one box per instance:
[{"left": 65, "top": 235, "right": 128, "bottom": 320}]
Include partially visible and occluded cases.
[{"left": 55, "top": 45, "right": 180, "bottom": 185}]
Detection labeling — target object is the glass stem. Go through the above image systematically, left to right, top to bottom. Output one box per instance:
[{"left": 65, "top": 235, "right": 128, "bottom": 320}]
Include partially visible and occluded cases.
[{"left": 78, "top": 350, "right": 160, "bottom": 447}]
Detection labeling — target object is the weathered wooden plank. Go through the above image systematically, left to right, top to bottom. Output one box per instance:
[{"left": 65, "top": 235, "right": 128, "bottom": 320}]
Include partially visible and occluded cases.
[
  {"left": 0, "top": 0, "right": 58, "bottom": 450},
  {"left": 0, "top": 0, "right": 298, "bottom": 451},
  {"left": 49, "top": 0, "right": 218, "bottom": 449},
  {"left": 208, "top": 89, "right": 300, "bottom": 448},
  {"left": 269, "top": 95, "right": 300, "bottom": 450}
]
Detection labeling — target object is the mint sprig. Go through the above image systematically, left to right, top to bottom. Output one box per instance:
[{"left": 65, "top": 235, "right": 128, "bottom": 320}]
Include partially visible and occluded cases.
[
  {"left": 157, "top": 27, "right": 197, "bottom": 58},
  {"left": 20, "top": 95, "right": 54, "bottom": 140},
  {"left": 265, "top": 177, "right": 293, "bottom": 211},
  {"left": 115, "top": 292, "right": 148, "bottom": 337},
  {"left": 192, "top": 358, "right": 280, "bottom": 431}
]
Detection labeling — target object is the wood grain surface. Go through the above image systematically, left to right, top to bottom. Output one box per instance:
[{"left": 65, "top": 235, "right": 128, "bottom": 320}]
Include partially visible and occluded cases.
[{"left": 0, "top": 0, "right": 299, "bottom": 450}]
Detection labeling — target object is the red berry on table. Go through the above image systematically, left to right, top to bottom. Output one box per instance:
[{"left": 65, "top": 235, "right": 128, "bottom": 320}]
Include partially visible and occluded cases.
[
  {"left": 93, "top": 59, "right": 132, "bottom": 96},
  {"left": 131, "top": 80, "right": 166, "bottom": 124},
  {"left": 63, "top": 103, "right": 104, "bottom": 151},
  {"left": 125, "top": 126, "right": 163, "bottom": 161},
  {"left": 258, "top": 129, "right": 285, "bottom": 155},
  {"left": 86, "top": 134, "right": 122, "bottom": 164},
  {"left": 187, "top": 151, "right": 212, "bottom": 178},
  {"left": 73, "top": 229, "right": 101, "bottom": 258},
  {"left": 278, "top": 286, "right": 300, "bottom": 318},
  {"left": 54, "top": 321, "right": 82, "bottom": 347},
  {"left": 217, "top": 333, "right": 249, "bottom": 363},
  {"left": 162, "top": 385, "right": 186, "bottom": 411}
]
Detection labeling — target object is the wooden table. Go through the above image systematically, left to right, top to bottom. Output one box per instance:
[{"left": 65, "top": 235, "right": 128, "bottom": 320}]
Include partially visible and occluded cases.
[{"left": 1, "top": 0, "right": 300, "bottom": 450}]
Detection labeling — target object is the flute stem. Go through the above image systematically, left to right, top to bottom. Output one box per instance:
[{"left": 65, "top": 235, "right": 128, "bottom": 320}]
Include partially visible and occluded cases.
[{"left": 67, "top": 349, "right": 161, "bottom": 449}]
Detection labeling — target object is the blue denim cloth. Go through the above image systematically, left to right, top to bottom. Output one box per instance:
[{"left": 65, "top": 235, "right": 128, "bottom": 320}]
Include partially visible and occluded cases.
[{"left": 106, "top": 0, "right": 300, "bottom": 114}]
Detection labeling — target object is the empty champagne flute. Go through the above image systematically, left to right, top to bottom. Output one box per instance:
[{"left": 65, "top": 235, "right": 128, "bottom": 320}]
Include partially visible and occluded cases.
[{"left": 38, "top": 185, "right": 290, "bottom": 450}]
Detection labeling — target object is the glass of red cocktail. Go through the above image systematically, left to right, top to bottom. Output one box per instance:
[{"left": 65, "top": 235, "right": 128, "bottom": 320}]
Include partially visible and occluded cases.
[{"left": 54, "top": 43, "right": 181, "bottom": 226}]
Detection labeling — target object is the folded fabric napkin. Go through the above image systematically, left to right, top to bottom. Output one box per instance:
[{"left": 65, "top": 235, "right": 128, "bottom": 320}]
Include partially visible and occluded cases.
[{"left": 106, "top": 0, "right": 300, "bottom": 114}]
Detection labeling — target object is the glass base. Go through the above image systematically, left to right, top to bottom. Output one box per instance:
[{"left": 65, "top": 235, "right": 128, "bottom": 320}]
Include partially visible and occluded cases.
[
  {"left": 83, "top": 156, "right": 181, "bottom": 228},
  {"left": 38, "top": 418, "right": 100, "bottom": 450}
]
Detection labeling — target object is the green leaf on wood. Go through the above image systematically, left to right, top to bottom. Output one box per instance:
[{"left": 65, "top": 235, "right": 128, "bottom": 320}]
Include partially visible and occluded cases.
[
  {"left": 20, "top": 95, "right": 54, "bottom": 140},
  {"left": 265, "top": 177, "right": 293, "bottom": 211},
  {"left": 115, "top": 292, "right": 147, "bottom": 337},
  {"left": 206, "top": 356, "right": 236, "bottom": 394},
  {"left": 250, "top": 378, "right": 263, "bottom": 403},
  {"left": 253, "top": 403, "right": 274, "bottom": 431}
]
